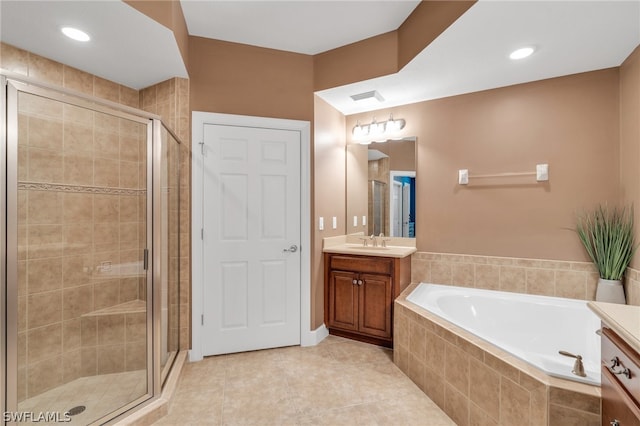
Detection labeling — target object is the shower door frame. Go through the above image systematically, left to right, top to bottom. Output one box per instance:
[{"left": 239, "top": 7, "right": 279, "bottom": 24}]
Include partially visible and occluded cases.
[{"left": 1, "top": 73, "right": 164, "bottom": 425}]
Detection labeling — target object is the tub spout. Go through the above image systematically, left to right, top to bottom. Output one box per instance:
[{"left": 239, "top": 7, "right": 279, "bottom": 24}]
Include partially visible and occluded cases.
[{"left": 559, "top": 350, "right": 587, "bottom": 377}]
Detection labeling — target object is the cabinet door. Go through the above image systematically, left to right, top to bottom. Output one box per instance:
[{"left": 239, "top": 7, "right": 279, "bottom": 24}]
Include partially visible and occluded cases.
[
  {"left": 328, "top": 271, "right": 359, "bottom": 332},
  {"left": 358, "top": 273, "right": 392, "bottom": 339},
  {"left": 601, "top": 367, "right": 640, "bottom": 426}
]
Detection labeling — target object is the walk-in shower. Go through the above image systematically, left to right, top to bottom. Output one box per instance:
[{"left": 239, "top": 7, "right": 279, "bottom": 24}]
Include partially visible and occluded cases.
[{"left": 1, "top": 73, "right": 182, "bottom": 424}]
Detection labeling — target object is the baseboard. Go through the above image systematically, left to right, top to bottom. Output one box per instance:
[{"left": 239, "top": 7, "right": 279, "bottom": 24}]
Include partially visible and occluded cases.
[{"left": 301, "top": 323, "right": 329, "bottom": 347}]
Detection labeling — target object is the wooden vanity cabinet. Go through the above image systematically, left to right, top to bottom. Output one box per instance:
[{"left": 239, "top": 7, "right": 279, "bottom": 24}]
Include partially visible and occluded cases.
[
  {"left": 324, "top": 253, "right": 411, "bottom": 347},
  {"left": 601, "top": 327, "right": 640, "bottom": 426}
]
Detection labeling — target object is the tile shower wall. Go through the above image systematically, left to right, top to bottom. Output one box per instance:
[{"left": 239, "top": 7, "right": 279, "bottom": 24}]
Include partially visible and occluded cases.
[
  {"left": 2, "top": 43, "right": 148, "bottom": 401},
  {"left": 140, "top": 78, "right": 191, "bottom": 350},
  {"left": 411, "top": 252, "right": 640, "bottom": 306}
]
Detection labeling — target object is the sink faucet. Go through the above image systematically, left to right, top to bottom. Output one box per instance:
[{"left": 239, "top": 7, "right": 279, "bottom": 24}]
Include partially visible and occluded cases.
[{"left": 370, "top": 234, "right": 378, "bottom": 247}]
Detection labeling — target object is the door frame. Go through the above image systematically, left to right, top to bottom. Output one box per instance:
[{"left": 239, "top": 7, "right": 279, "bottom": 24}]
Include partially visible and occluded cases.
[{"left": 190, "top": 112, "right": 313, "bottom": 362}]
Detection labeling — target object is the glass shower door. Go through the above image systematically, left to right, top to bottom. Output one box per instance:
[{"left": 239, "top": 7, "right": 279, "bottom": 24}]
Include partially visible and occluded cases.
[{"left": 7, "top": 81, "right": 152, "bottom": 424}]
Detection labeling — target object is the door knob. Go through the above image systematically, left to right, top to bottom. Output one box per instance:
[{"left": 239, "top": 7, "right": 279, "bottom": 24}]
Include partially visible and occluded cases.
[{"left": 283, "top": 245, "right": 298, "bottom": 253}]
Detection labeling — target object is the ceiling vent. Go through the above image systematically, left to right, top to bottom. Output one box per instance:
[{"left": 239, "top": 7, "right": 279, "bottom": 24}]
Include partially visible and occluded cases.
[{"left": 350, "top": 90, "right": 385, "bottom": 103}]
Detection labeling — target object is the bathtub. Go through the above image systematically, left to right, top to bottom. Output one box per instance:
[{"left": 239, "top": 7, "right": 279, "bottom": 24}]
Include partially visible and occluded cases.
[{"left": 406, "top": 283, "right": 601, "bottom": 386}]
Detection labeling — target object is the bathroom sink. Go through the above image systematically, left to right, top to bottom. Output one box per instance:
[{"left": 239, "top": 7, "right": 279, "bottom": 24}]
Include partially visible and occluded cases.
[{"left": 344, "top": 244, "right": 390, "bottom": 250}]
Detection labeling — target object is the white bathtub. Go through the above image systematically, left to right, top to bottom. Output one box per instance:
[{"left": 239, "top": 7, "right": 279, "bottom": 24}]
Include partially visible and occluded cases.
[{"left": 406, "top": 283, "right": 601, "bottom": 385}]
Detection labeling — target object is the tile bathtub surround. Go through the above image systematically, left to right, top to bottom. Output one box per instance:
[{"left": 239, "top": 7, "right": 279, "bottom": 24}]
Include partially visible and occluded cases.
[
  {"left": 412, "top": 252, "right": 640, "bottom": 306},
  {"left": 394, "top": 284, "right": 601, "bottom": 426},
  {"left": 153, "top": 336, "right": 456, "bottom": 426}
]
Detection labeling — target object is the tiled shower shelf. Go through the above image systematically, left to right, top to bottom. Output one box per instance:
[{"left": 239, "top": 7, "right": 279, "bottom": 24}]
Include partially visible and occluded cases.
[{"left": 81, "top": 300, "right": 146, "bottom": 317}]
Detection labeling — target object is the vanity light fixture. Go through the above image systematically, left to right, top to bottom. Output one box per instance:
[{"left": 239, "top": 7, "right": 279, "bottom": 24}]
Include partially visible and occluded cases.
[
  {"left": 61, "top": 27, "right": 91, "bottom": 42},
  {"left": 509, "top": 46, "right": 535, "bottom": 60},
  {"left": 352, "top": 114, "right": 406, "bottom": 144}
]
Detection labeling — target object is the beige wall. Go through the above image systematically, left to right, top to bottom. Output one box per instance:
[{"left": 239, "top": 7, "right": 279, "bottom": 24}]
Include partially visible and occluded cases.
[
  {"left": 188, "top": 36, "right": 314, "bottom": 121},
  {"left": 620, "top": 45, "right": 640, "bottom": 268},
  {"left": 347, "top": 69, "right": 621, "bottom": 262},
  {"left": 312, "top": 96, "right": 346, "bottom": 328}
]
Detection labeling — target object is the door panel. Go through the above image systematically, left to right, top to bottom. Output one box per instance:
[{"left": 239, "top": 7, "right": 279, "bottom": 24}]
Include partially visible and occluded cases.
[
  {"left": 202, "top": 124, "right": 301, "bottom": 355},
  {"left": 329, "top": 271, "right": 359, "bottom": 331},
  {"left": 359, "top": 273, "right": 392, "bottom": 338}
]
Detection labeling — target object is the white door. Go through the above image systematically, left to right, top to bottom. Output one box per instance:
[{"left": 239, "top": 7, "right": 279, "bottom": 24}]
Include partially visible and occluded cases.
[
  {"left": 201, "top": 124, "right": 301, "bottom": 355},
  {"left": 391, "top": 181, "right": 402, "bottom": 236},
  {"left": 402, "top": 183, "right": 411, "bottom": 237}
]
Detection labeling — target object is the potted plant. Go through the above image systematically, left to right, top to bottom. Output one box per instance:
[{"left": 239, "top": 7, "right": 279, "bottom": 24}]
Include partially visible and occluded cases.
[{"left": 576, "top": 204, "right": 637, "bottom": 304}]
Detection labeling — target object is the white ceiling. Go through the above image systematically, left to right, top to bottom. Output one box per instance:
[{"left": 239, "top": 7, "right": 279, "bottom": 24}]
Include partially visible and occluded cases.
[
  {"left": 181, "top": 0, "right": 421, "bottom": 55},
  {"left": 1, "top": 1, "right": 639, "bottom": 116}
]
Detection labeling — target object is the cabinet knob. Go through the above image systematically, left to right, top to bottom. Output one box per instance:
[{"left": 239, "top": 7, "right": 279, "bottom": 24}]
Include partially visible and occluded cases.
[
  {"left": 352, "top": 279, "right": 358, "bottom": 285},
  {"left": 358, "top": 280, "right": 363, "bottom": 286},
  {"left": 610, "top": 420, "right": 620, "bottom": 426}
]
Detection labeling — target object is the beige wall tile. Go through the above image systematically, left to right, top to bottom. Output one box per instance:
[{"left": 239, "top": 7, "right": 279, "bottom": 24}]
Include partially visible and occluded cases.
[
  {"left": 0, "top": 42, "right": 29, "bottom": 74},
  {"left": 28, "top": 54, "right": 63, "bottom": 85},
  {"left": 63, "top": 66, "right": 94, "bottom": 95},
  {"left": 94, "top": 77, "right": 120, "bottom": 103},
  {"left": 120, "top": 86, "right": 139, "bottom": 108},
  {"left": 20, "top": 92, "right": 63, "bottom": 119},
  {"left": 63, "top": 103, "right": 94, "bottom": 124},
  {"left": 28, "top": 116, "right": 63, "bottom": 150},
  {"left": 63, "top": 121, "right": 94, "bottom": 153},
  {"left": 95, "top": 131, "right": 120, "bottom": 160},
  {"left": 29, "top": 147, "right": 63, "bottom": 182},
  {"left": 63, "top": 151, "right": 94, "bottom": 185},
  {"left": 94, "top": 158, "right": 119, "bottom": 187},
  {"left": 120, "top": 160, "right": 139, "bottom": 188},
  {"left": 28, "top": 190, "right": 62, "bottom": 224},
  {"left": 63, "top": 193, "right": 93, "bottom": 223},
  {"left": 94, "top": 194, "right": 119, "bottom": 222},
  {"left": 63, "top": 223, "right": 93, "bottom": 256},
  {"left": 28, "top": 224, "right": 63, "bottom": 259},
  {"left": 62, "top": 255, "right": 92, "bottom": 288},
  {"left": 27, "top": 257, "right": 62, "bottom": 294},
  {"left": 431, "top": 262, "right": 452, "bottom": 285},
  {"left": 453, "top": 263, "right": 474, "bottom": 287},
  {"left": 474, "top": 264, "right": 500, "bottom": 291},
  {"left": 499, "top": 266, "right": 526, "bottom": 293},
  {"left": 526, "top": 268, "right": 555, "bottom": 296},
  {"left": 555, "top": 270, "right": 587, "bottom": 299},
  {"left": 120, "top": 278, "right": 139, "bottom": 303},
  {"left": 94, "top": 279, "right": 120, "bottom": 310},
  {"left": 63, "top": 284, "right": 93, "bottom": 320},
  {"left": 27, "top": 290, "right": 62, "bottom": 328},
  {"left": 18, "top": 296, "right": 27, "bottom": 331},
  {"left": 126, "top": 312, "right": 147, "bottom": 342},
  {"left": 97, "top": 315, "right": 125, "bottom": 345},
  {"left": 81, "top": 316, "right": 97, "bottom": 346},
  {"left": 62, "top": 318, "right": 82, "bottom": 351},
  {"left": 409, "top": 320, "right": 426, "bottom": 361},
  {"left": 27, "top": 322, "right": 62, "bottom": 364},
  {"left": 17, "top": 331, "right": 26, "bottom": 368},
  {"left": 425, "top": 331, "right": 446, "bottom": 369},
  {"left": 125, "top": 341, "right": 147, "bottom": 371},
  {"left": 444, "top": 343, "right": 470, "bottom": 397},
  {"left": 97, "top": 344, "right": 125, "bottom": 374},
  {"left": 81, "top": 346, "right": 97, "bottom": 376},
  {"left": 62, "top": 349, "right": 82, "bottom": 383},
  {"left": 408, "top": 353, "right": 425, "bottom": 391},
  {"left": 27, "top": 355, "right": 62, "bottom": 397},
  {"left": 469, "top": 358, "right": 499, "bottom": 421},
  {"left": 424, "top": 366, "right": 446, "bottom": 409},
  {"left": 500, "top": 377, "right": 530, "bottom": 425},
  {"left": 444, "top": 384, "right": 469, "bottom": 426},
  {"left": 549, "top": 388, "right": 600, "bottom": 414},
  {"left": 469, "top": 402, "right": 498, "bottom": 426},
  {"left": 548, "top": 404, "right": 599, "bottom": 426}
]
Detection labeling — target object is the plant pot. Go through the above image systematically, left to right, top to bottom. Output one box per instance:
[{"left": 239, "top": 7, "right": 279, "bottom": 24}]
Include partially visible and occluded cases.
[{"left": 595, "top": 278, "right": 626, "bottom": 304}]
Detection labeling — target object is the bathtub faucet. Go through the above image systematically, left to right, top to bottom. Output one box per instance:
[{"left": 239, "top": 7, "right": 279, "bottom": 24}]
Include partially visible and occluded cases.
[{"left": 558, "top": 350, "right": 586, "bottom": 377}]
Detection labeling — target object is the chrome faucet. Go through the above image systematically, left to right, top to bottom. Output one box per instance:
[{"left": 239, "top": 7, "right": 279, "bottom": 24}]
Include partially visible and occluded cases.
[
  {"left": 370, "top": 234, "right": 378, "bottom": 247},
  {"left": 559, "top": 350, "right": 586, "bottom": 377}
]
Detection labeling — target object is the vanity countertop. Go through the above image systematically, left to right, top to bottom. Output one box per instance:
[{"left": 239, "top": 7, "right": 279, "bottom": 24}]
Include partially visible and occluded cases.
[
  {"left": 322, "top": 235, "right": 417, "bottom": 258},
  {"left": 588, "top": 301, "right": 640, "bottom": 354}
]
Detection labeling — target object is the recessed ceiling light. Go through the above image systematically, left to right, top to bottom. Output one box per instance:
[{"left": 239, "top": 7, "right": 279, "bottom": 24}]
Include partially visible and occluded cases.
[
  {"left": 61, "top": 27, "right": 90, "bottom": 42},
  {"left": 509, "top": 47, "right": 535, "bottom": 60}
]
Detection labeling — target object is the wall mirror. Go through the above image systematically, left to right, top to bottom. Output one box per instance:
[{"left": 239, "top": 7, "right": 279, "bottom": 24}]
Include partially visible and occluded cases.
[{"left": 346, "top": 137, "right": 416, "bottom": 238}]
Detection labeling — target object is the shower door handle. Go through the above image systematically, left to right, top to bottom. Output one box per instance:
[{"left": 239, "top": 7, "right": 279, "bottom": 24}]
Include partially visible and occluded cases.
[{"left": 283, "top": 245, "right": 298, "bottom": 253}]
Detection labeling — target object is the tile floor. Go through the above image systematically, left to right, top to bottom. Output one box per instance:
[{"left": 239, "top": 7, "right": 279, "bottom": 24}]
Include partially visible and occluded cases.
[
  {"left": 154, "top": 336, "right": 455, "bottom": 425},
  {"left": 17, "top": 369, "right": 147, "bottom": 425}
]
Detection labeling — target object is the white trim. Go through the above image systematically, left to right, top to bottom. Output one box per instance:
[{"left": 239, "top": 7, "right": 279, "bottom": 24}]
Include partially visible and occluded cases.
[
  {"left": 190, "top": 112, "right": 312, "bottom": 362},
  {"left": 302, "top": 324, "right": 329, "bottom": 347}
]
